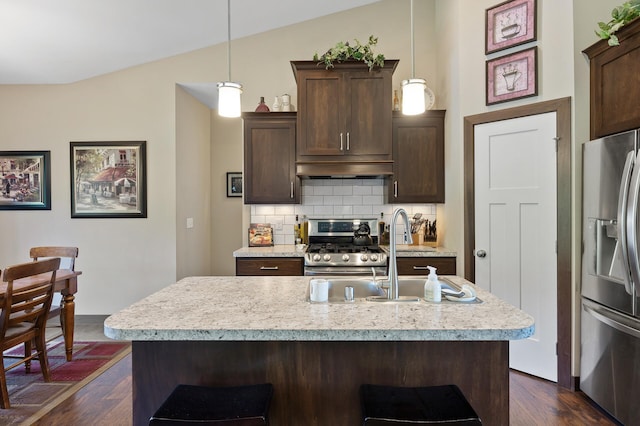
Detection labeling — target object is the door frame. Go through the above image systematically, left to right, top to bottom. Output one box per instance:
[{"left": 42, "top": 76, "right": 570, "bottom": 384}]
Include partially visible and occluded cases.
[{"left": 463, "top": 97, "right": 572, "bottom": 389}]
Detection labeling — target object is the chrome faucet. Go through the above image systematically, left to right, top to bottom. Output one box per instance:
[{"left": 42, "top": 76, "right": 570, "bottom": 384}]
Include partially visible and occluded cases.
[{"left": 387, "top": 208, "right": 413, "bottom": 300}]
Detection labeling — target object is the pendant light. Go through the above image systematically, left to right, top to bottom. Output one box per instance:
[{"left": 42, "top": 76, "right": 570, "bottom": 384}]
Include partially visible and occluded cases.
[
  {"left": 217, "top": 0, "right": 242, "bottom": 117},
  {"left": 401, "top": 0, "right": 427, "bottom": 115}
]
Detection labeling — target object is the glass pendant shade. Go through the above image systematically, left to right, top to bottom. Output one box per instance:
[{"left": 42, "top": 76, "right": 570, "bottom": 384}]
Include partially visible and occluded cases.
[
  {"left": 401, "top": 78, "right": 426, "bottom": 115},
  {"left": 217, "top": 82, "right": 243, "bottom": 118}
]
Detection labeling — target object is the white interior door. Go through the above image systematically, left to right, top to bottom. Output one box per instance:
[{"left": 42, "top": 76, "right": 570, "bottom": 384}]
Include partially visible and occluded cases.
[{"left": 474, "top": 112, "right": 558, "bottom": 382}]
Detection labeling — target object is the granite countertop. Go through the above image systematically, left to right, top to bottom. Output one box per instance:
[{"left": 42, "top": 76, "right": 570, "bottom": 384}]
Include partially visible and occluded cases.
[
  {"left": 233, "top": 245, "right": 456, "bottom": 258},
  {"left": 233, "top": 245, "right": 305, "bottom": 257},
  {"left": 104, "top": 275, "right": 534, "bottom": 342}
]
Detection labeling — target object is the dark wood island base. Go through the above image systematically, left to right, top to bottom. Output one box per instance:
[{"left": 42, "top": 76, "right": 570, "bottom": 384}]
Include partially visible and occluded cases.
[{"left": 132, "top": 340, "right": 509, "bottom": 425}]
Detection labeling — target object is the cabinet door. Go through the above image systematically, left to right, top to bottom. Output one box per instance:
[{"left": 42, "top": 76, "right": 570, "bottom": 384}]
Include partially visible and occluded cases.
[
  {"left": 296, "top": 70, "right": 344, "bottom": 156},
  {"left": 344, "top": 71, "right": 393, "bottom": 158},
  {"left": 390, "top": 111, "right": 445, "bottom": 203},
  {"left": 243, "top": 113, "right": 299, "bottom": 204},
  {"left": 397, "top": 257, "right": 456, "bottom": 276},
  {"left": 236, "top": 258, "right": 304, "bottom": 276}
]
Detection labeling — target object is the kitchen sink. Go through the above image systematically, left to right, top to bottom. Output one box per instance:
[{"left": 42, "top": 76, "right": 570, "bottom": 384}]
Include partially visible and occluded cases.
[
  {"left": 305, "top": 277, "right": 482, "bottom": 304},
  {"left": 305, "top": 278, "right": 385, "bottom": 303}
]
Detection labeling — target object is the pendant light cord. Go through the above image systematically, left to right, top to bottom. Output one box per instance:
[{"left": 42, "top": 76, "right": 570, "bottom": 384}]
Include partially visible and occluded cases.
[
  {"left": 227, "top": 0, "right": 231, "bottom": 81},
  {"left": 410, "top": 0, "right": 415, "bottom": 79}
]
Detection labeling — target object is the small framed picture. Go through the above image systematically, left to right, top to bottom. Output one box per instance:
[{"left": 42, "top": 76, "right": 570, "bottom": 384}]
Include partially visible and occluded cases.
[
  {"left": 486, "top": 0, "right": 537, "bottom": 54},
  {"left": 486, "top": 47, "right": 537, "bottom": 106},
  {"left": 70, "top": 141, "right": 147, "bottom": 218},
  {"left": 0, "top": 151, "right": 51, "bottom": 210},
  {"left": 227, "top": 172, "right": 242, "bottom": 197},
  {"left": 248, "top": 223, "right": 273, "bottom": 247}
]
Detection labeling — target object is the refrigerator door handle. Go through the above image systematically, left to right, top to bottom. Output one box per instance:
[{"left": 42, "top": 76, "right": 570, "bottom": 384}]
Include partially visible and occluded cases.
[
  {"left": 627, "top": 150, "right": 640, "bottom": 298},
  {"left": 618, "top": 151, "right": 635, "bottom": 295},
  {"left": 584, "top": 298, "right": 640, "bottom": 339}
]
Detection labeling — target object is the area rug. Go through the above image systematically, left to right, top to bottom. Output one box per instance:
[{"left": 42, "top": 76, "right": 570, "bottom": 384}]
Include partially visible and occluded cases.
[{"left": 0, "top": 338, "right": 131, "bottom": 425}]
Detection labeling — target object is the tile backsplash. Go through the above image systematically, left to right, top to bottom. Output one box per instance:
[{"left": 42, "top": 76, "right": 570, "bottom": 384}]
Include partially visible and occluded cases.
[{"left": 249, "top": 178, "right": 437, "bottom": 245}]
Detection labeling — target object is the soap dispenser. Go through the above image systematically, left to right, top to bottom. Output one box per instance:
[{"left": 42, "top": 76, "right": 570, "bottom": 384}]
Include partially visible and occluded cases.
[{"left": 424, "top": 266, "right": 442, "bottom": 302}]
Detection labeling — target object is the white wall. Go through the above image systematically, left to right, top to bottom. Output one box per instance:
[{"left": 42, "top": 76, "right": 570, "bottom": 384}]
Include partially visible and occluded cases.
[
  {"left": 176, "top": 85, "right": 212, "bottom": 279},
  {"left": 210, "top": 113, "right": 244, "bottom": 276}
]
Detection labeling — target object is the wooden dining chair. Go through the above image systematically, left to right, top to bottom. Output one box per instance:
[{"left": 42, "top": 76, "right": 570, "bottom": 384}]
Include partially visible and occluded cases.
[
  {"left": 29, "top": 247, "right": 78, "bottom": 321},
  {"left": 0, "top": 257, "right": 60, "bottom": 408}
]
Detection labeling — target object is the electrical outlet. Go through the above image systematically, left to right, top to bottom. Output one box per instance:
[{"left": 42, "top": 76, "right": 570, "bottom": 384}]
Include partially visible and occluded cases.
[
  {"left": 186, "top": 217, "right": 194, "bottom": 229},
  {"left": 273, "top": 219, "right": 283, "bottom": 231}
]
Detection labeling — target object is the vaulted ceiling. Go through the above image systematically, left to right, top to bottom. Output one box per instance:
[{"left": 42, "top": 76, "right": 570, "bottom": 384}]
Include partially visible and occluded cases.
[{"left": 0, "top": 0, "right": 380, "bottom": 84}]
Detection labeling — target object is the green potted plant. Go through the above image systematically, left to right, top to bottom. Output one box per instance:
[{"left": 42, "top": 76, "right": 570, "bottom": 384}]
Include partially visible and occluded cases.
[
  {"left": 596, "top": 0, "right": 640, "bottom": 46},
  {"left": 313, "top": 35, "right": 385, "bottom": 70}
]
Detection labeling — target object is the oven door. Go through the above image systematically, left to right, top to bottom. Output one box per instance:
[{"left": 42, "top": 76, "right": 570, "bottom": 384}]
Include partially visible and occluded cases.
[{"left": 304, "top": 266, "right": 387, "bottom": 276}]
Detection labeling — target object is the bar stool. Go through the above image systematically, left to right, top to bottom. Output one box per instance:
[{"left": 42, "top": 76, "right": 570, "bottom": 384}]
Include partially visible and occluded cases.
[
  {"left": 149, "top": 383, "right": 273, "bottom": 425},
  {"left": 360, "top": 384, "right": 482, "bottom": 425}
]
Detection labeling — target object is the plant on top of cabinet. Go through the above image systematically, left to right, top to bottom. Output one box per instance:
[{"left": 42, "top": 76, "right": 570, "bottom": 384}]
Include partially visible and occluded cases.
[
  {"left": 596, "top": 0, "right": 640, "bottom": 46},
  {"left": 313, "top": 35, "right": 385, "bottom": 70}
]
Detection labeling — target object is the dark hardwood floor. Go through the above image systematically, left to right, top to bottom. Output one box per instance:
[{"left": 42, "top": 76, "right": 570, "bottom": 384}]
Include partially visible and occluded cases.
[{"left": 36, "top": 354, "right": 619, "bottom": 425}]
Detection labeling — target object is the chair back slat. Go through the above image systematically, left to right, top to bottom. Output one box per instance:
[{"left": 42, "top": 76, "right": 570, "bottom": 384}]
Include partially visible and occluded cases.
[
  {"left": 29, "top": 247, "right": 78, "bottom": 271},
  {"left": 3, "top": 257, "right": 61, "bottom": 282},
  {"left": 10, "top": 284, "right": 51, "bottom": 323}
]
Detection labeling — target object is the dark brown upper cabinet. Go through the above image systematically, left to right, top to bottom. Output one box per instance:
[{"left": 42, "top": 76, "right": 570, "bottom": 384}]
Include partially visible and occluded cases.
[
  {"left": 584, "top": 18, "right": 640, "bottom": 139},
  {"left": 291, "top": 60, "right": 398, "bottom": 176},
  {"left": 388, "top": 110, "right": 445, "bottom": 203},
  {"left": 243, "top": 112, "right": 299, "bottom": 204}
]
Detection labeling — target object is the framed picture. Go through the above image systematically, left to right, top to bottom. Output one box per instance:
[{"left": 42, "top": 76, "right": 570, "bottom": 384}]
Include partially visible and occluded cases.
[
  {"left": 486, "top": 0, "right": 537, "bottom": 54},
  {"left": 486, "top": 47, "right": 537, "bottom": 105},
  {"left": 70, "top": 141, "right": 147, "bottom": 218},
  {"left": 0, "top": 151, "right": 51, "bottom": 210},
  {"left": 227, "top": 172, "right": 242, "bottom": 197},
  {"left": 248, "top": 223, "right": 273, "bottom": 247}
]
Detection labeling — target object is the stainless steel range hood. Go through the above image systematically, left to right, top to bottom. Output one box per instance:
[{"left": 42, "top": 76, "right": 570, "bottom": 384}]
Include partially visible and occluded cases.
[{"left": 296, "top": 161, "right": 394, "bottom": 178}]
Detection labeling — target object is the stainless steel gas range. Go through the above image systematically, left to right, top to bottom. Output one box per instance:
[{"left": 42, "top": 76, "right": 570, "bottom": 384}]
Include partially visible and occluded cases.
[{"left": 304, "top": 218, "right": 387, "bottom": 276}]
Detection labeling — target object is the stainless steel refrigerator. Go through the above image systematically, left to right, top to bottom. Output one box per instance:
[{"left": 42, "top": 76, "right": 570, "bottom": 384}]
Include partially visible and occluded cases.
[{"left": 581, "top": 129, "right": 640, "bottom": 424}]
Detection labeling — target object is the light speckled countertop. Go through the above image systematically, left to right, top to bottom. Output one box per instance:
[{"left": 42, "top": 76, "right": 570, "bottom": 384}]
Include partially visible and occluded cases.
[
  {"left": 233, "top": 245, "right": 456, "bottom": 258},
  {"left": 104, "top": 275, "right": 533, "bottom": 342}
]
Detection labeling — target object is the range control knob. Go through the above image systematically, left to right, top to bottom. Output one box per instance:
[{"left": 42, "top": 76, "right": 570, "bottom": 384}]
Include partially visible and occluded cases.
[
  {"left": 313, "top": 254, "right": 321, "bottom": 262},
  {"left": 323, "top": 254, "right": 332, "bottom": 262},
  {"left": 342, "top": 254, "right": 350, "bottom": 262},
  {"left": 360, "top": 254, "right": 369, "bottom": 262},
  {"left": 370, "top": 254, "right": 378, "bottom": 262}
]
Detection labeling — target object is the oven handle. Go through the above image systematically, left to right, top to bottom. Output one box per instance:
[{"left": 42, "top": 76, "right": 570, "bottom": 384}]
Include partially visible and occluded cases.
[{"left": 304, "top": 267, "right": 387, "bottom": 276}]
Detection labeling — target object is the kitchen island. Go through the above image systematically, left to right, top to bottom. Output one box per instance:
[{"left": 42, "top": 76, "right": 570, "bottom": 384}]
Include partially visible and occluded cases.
[{"left": 105, "top": 275, "right": 534, "bottom": 425}]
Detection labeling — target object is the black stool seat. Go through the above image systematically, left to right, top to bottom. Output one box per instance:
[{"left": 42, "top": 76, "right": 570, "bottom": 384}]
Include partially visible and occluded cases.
[
  {"left": 149, "top": 383, "right": 273, "bottom": 425},
  {"left": 360, "top": 384, "right": 482, "bottom": 425}
]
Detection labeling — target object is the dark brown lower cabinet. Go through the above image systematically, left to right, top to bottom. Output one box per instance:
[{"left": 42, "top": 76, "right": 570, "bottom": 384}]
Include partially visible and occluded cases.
[
  {"left": 397, "top": 256, "right": 456, "bottom": 275},
  {"left": 235, "top": 257, "right": 303, "bottom": 276}
]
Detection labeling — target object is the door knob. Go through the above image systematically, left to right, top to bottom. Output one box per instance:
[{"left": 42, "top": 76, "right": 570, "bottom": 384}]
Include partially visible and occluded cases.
[{"left": 476, "top": 250, "right": 487, "bottom": 258}]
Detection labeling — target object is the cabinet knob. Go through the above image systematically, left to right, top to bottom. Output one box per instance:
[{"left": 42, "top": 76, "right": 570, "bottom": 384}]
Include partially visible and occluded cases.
[
  {"left": 346, "top": 132, "right": 350, "bottom": 151},
  {"left": 340, "top": 133, "right": 344, "bottom": 151},
  {"left": 394, "top": 181, "right": 398, "bottom": 197},
  {"left": 290, "top": 182, "right": 294, "bottom": 198},
  {"left": 260, "top": 266, "right": 279, "bottom": 270}
]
